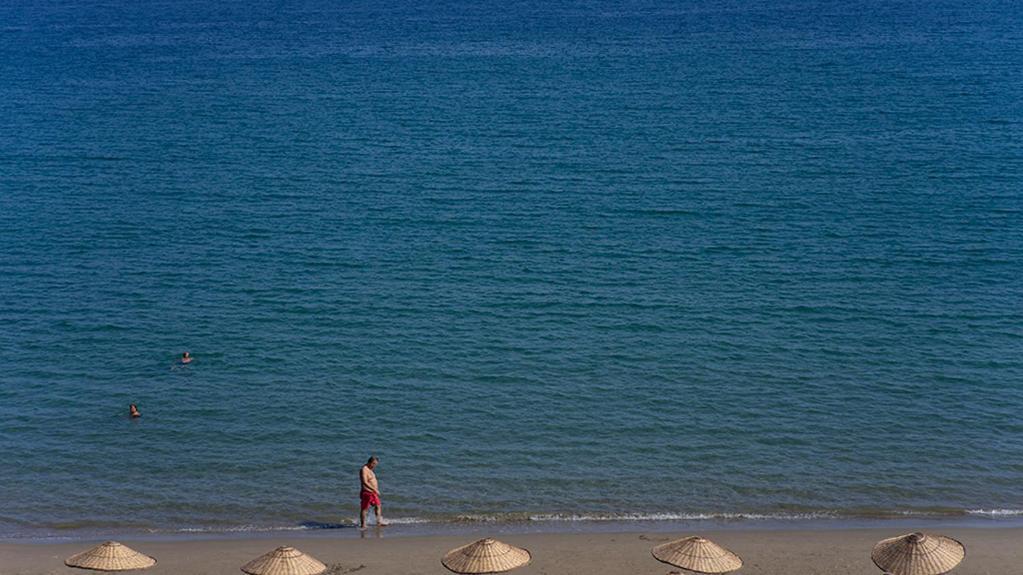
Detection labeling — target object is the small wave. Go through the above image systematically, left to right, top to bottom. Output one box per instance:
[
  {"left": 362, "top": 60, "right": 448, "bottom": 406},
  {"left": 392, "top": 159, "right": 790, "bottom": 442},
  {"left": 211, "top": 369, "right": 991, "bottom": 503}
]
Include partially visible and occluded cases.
[
  {"left": 15, "top": 509, "right": 1023, "bottom": 540},
  {"left": 884, "top": 509, "right": 962, "bottom": 517},
  {"left": 967, "top": 509, "right": 1023, "bottom": 516},
  {"left": 447, "top": 511, "right": 837, "bottom": 523},
  {"left": 526, "top": 512, "right": 837, "bottom": 522},
  {"left": 451, "top": 514, "right": 518, "bottom": 523},
  {"left": 172, "top": 516, "right": 431, "bottom": 533},
  {"left": 378, "top": 516, "right": 432, "bottom": 525},
  {"left": 175, "top": 525, "right": 315, "bottom": 533}
]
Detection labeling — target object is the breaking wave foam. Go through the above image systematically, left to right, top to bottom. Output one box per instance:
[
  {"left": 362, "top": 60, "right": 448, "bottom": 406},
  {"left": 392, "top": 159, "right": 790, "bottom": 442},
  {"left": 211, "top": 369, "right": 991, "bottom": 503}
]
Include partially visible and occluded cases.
[
  {"left": 13, "top": 508, "right": 1023, "bottom": 540},
  {"left": 159, "top": 508, "right": 1023, "bottom": 537},
  {"left": 967, "top": 509, "right": 1023, "bottom": 516},
  {"left": 444, "top": 511, "right": 839, "bottom": 523}
]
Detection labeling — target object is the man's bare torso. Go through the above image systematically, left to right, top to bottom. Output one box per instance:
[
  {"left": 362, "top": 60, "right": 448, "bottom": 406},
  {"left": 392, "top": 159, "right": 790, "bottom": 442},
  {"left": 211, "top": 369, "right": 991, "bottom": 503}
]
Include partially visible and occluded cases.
[{"left": 360, "top": 465, "right": 379, "bottom": 494}]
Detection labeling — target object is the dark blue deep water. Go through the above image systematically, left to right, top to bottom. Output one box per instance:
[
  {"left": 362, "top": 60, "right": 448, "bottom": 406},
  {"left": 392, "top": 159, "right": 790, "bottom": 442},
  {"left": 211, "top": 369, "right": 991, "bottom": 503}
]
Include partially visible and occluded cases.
[{"left": 1, "top": 0, "right": 1022, "bottom": 537}]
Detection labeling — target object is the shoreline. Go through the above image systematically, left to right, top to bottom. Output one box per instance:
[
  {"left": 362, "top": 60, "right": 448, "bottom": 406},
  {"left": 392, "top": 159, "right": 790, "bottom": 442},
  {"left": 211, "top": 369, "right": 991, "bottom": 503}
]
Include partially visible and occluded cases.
[
  {"left": 5, "top": 513, "right": 1023, "bottom": 545},
  {"left": 2, "top": 527, "right": 1022, "bottom": 575}
]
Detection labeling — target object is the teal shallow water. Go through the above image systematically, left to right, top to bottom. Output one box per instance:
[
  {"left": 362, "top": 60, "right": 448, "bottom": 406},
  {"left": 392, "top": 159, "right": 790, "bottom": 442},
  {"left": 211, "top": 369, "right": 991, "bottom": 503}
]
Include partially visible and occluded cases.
[{"left": 1, "top": 0, "right": 1022, "bottom": 538}]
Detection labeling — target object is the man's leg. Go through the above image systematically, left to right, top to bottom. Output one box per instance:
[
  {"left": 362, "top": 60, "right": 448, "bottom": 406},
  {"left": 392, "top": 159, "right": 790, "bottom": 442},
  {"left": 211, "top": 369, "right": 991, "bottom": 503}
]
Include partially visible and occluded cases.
[
  {"left": 374, "top": 504, "right": 386, "bottom": 526},
  {"left": 360, "top": 507, "right": 368, "bottom": 529}
]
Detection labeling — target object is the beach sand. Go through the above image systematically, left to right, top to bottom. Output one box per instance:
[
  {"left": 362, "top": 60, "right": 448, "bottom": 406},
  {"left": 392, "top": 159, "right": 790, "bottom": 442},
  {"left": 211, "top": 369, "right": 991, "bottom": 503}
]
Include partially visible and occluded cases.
[{"left": 1, "top": 527, "right": 1020, "bottom": 575}]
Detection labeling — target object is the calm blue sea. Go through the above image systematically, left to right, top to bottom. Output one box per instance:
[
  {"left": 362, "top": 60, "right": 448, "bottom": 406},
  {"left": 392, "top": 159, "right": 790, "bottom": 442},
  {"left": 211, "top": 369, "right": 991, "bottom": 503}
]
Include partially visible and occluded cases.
[{"left": 1, "top": 0, "right": 1022, "bottom": 539}]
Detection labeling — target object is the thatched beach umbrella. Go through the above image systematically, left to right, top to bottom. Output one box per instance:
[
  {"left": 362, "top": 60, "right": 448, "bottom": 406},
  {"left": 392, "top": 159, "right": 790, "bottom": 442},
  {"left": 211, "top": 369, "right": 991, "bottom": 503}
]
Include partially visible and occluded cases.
[
  {"left": 872, "top": 532, "right": 965, "bottom": 575},
  {"left": 652, "top": 536, "right": 743, "bottom": 574},
  {"left": 442, "top": 538, "right": 532, "bottom": 574},
  {"left": 65, "top": 541, "right": 156, "bottom": 571},
  {"left": 241, "top": 546, "right": 327, "bottom": 575}
]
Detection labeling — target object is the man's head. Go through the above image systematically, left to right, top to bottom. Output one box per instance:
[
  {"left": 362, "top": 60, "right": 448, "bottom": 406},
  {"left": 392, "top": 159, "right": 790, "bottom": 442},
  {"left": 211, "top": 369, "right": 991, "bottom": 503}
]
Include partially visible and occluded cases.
[{"left": 367, "top": 456, "right": 379, "bottom": 469}]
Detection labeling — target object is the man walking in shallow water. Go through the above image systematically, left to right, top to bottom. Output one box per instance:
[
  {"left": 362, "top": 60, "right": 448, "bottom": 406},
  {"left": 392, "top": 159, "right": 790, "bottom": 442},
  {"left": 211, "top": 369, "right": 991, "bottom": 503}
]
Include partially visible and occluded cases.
[{"left": 359, "top": 456, "right": 386, "bottom": 528}]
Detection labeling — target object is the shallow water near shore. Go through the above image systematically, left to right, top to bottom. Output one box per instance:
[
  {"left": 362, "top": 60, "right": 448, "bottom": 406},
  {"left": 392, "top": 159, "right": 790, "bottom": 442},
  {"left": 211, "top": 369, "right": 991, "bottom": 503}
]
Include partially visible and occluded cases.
[
  {"left": 1, "top": 0, "right": 1022, "bottom": 539},
  {"left": 7, "top": 515, "right": 1023, "bottom": 545}
]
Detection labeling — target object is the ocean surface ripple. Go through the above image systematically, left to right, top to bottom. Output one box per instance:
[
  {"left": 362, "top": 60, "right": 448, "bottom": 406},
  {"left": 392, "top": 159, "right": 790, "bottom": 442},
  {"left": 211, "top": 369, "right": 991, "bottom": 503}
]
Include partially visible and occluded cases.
[{"left": 0, "top": 0, "right": 1022, "bottom": 538}]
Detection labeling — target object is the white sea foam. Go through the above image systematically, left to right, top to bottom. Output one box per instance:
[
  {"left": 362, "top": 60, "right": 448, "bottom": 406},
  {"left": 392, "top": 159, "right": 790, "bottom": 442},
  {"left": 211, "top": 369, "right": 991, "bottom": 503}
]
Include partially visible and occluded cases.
[
  {"left": 149, "top": 508, "right": 1023, "bottom": 536},
  {"left": 966, "top": 509, "right": 1023, "bottom": 516},
  {"left": 448, "top": 511, "right": 837, "bottom": 523},
  {"left": 526, "top": 512, "right": 836, "bottom": 522},
  {"left": 172, "top": 516, "right": 432, "bottom": 533},
  {"left": 375, "top": 516, "right": 432, "bottom": 525},
  {"left": 176, "top": 525, "right": 313, "bottom": 533}
]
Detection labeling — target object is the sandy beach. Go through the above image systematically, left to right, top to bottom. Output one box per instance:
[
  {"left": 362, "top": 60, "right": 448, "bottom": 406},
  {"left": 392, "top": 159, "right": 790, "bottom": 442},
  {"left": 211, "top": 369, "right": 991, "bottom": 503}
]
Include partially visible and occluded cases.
[{"left": 2, "top": 527, "right": 1020, "bottom": 575}]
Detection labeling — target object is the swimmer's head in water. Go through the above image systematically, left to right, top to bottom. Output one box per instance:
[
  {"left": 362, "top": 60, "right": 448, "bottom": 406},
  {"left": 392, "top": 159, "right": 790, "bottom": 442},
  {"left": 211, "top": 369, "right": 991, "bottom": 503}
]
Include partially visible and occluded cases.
[
  {"left": 182, "top": 352, "right": 190, "bottom": 358},
  {"left": 129, "top": 404, "right": 140, "bottom": 417}
]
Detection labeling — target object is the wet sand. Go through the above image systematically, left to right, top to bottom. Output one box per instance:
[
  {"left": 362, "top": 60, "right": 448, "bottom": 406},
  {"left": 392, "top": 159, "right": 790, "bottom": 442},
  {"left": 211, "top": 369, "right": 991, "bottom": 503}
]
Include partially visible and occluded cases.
[{"left": 1, "top": 527, "right": 1020, "bottom": 575}]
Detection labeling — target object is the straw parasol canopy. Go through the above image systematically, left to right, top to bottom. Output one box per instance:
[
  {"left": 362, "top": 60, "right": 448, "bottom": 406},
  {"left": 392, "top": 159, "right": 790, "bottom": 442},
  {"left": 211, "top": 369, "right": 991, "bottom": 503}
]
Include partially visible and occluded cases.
[
  {"left": 872, "top": 532, "right": 965, "bottom": 575},
  {"left": 652, "top": 536, "right": 743, "bottom": 574},
  {"left": 442, "top": 538, "right": 532, "bottom": 574},
  {"left": 64, "top": 541, "right": 156, "bottom": 571},
  {"left": 241, "top": 546, "right": 327, "bottom": 575}
]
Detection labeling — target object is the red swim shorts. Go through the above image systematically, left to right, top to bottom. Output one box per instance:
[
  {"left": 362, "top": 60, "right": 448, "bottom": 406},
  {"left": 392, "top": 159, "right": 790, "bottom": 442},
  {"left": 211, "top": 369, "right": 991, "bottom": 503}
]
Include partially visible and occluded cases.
[{"left": 360, "top": 490, "right": 381, "bottom": 510}]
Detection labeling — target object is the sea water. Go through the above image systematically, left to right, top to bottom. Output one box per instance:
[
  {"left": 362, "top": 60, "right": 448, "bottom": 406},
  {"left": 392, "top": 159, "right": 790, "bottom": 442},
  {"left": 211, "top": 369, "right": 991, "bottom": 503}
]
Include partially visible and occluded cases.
[{"left": 1, "top": 0, "right": 1022, "bottom": 538}]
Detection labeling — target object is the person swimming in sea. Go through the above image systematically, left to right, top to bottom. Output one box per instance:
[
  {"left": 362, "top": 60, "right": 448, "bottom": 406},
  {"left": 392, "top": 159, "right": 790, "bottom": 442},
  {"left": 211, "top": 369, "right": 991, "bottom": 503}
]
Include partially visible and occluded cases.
[
  {"left": 180, "top": 352, "right": 192, "bottom": 364},
  {"left": 129, "top": 404, "right": 141, "bottom": 418}
]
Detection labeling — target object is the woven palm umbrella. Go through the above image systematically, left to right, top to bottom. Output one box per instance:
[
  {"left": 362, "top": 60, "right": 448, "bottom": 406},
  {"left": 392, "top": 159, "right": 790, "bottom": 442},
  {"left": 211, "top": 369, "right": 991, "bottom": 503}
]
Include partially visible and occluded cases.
[
  {"left": 872, "top": 532, "right": 965, "bottom": 575},
  {"left": 652, "top": 536, "right": 743, "bottom": 574},
  {"left": 442, "top": 538, "right": 532, "bottom": 574},
  {"left": 65, "top": 541, "right": 156, "bottom": 571},
  {"left": 241, "top": 546, "right": 327, "bottom": 575}
]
